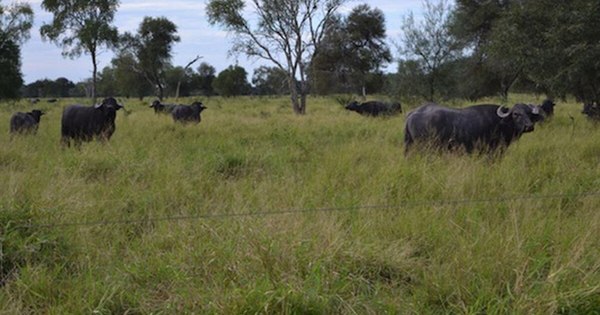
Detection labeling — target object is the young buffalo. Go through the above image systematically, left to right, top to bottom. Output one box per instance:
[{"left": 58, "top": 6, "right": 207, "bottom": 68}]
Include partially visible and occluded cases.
[
  {"left": 345, "top": 100, "right": 402, "bottom": 117},
  {"left": 171, "top": 101, "right": 207, "bottom": 124},
  {"left": 10, "top": 110, "right": 44, "bottom": 134}
]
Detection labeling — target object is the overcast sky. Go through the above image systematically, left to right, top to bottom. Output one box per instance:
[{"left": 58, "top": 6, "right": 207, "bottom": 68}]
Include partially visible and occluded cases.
[{"left": 20, "top": 0, "right": 429, "bottom": 84}]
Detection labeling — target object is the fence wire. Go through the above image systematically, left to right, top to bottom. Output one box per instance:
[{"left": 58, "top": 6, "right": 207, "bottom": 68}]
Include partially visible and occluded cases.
[{"left": 7, "top": 191, "right": 600, "bottom": 230}]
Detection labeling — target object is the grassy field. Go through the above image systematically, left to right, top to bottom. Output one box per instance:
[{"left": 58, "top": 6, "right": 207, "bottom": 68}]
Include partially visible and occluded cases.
[{"left": 1, "top": 95, "right": 600, "bottom": 314}]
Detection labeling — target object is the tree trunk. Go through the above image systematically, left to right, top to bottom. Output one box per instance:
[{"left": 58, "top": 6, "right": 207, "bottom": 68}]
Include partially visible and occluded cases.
[
  {"left": 91, "top": 52, "right": 97, "bottom": 104},
  {"left": 175, "top": 56, "right": 202, "bottom": 100},
  {"left": 289, "top": 75, "right": 305, "bottom": 115},
  {"left": 428, "top": 75, "right": 435, "bottom": 102},
  {"left": 157, "top": 82, "right": 164, "bottom": 101},
  {"left": 299, "top": 90, "right": 307, "bottom": 115}
]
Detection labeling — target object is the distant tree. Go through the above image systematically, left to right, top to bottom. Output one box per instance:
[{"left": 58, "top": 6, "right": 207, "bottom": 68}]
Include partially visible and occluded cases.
[
  {"left": 40, "top": 0, "right": 120, "bottom": 104},
  {"left": 207, "top": 0, "right": 347, "bottom": 114},
  {"left": 400, "top": 0, "right": 462, "bottom": 101},
  {"left": 449, "top": 0, "right": 600, "bottom": 102},
  {"left": 449, "top": 0, "right": 532, "bottom": 100},
  {"left": 513, "top": 1, "right": 600, "bottom": 102},
  {"left": 0, "top": 2, "right": 33, "bottom": 99},
  {"left": 313, "top": 4, "right": 391, "bottom": 96},
  {"left": 120, "top": 17, "right": 180, "bottom": 101},
  {"left": 0, "top": 33, "right": 24, "bottom": 99},
  {"left": 110, "top": 53, "right": 152, "bottom": 99},
  {"left": 393, "top": 59, "right": 428, "bottom": 101},
  {"left": 195, "top": 62, "right": 216, "bottom": 96},
  {"left": 212, "top": 65, "right": 251, "bottom": 97},
  {"left": 97, "top": 66, "right": 117, "bottom": 96},
  {"left": 164, "top": 66, "right": 195, "bottom": 97},
  {"left": 252, "top": 66, "right": 289, "bottom": 95},
  {"left": 22, "top": 77, "right": 75, "bottom": 98},
  {"left": 54, "top": 77, "right": 75, "bottom": 97},
  {"left": 71, "top": 79, "right": 92, "bottom": 97}
]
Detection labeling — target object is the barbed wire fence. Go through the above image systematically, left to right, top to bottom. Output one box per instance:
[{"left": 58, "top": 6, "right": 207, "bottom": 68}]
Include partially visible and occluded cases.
[{"left": 6, "top": 191, "right": 600, "bottom": 230}]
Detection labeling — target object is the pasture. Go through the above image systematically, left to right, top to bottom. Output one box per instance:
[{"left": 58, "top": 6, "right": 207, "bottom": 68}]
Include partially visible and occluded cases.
[{"left": 1, "top": 96, "right": 600, "bottom": 313}]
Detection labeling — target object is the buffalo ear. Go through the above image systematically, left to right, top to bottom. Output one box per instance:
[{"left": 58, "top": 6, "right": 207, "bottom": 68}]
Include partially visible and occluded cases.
[{"left": 94, "top": 103, "right": 104, "bottom": 109}]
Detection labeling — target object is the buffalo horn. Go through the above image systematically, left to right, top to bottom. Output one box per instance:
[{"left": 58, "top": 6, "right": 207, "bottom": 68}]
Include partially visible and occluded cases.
[{"left": 496, "top": 105, "right": 511, "bottom": 118}]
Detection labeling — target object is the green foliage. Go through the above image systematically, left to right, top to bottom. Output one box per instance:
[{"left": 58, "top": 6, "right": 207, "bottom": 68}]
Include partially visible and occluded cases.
[
  {"left": 40, "top": 0, "right": 120, "bottom": 101},
  {"left": 40, "top": 0, "right": 120, "bottom": 58},
  {"left": 206, "top": 0, "right": 348, "bottom": 114},
  {"left": 400, "top": 0, "right": 462, "bottom": 102},
  {"left": 450, "top": 0, "right": 600, "bottom": 101},
  {"left": 0, "top": 2, "right": 33, "bottom": 100},
  {"left": 0, "top": 2, "right": 33, "bottom": 44},
  {"left": 312, "top": 4, "right": 391, "bottom": 95},
  {"left": 120, "top": 17, "right": 180, "bottom": 100},
  {"left": 0, "top": 34, "right": 23, "bottom": 99},
  {"left": 110, "top": 53, "right": 152, "bottom": 99},
  {"left": 195, "top": 62, "right": 216, "bottom": 96},
  {"left": 213, "top": 65, "right": 251, "bottom": 97},
  {"left": 163, "top": 66, "right": 194, "bottom": 97},
  {"left": 252, "top": 66, "right": 289, "bottom": 95},
  {"left": 22, "top": 77, "right": 75, "bottom": 98}
]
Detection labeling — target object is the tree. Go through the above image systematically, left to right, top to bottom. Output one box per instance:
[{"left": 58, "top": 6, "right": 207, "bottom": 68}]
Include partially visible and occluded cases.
[
  {"left": 40, "top": 0, "right": 120, "bottom": 104},
  {"left": 207, "top": 0, "right": 347, "bottom": 114},
  {"left": 400, "top": 0, "right": 462, "bottom": 101},
  {"left": 449, "top": 0, "right": 533, "bottom": 100},
  {"left": 450, "top": 0, "right": 600, "bottom": 102},
  {"left": 515, "top": 0, "right": 600, "bottom": 102},
  {"left": 0, "top": 2, "right": 33, "bottom": 99},
  {"left": 312, "top": 4, "right": 391, "bottom": 96},
  {"left": 343, "top": 4, "right": 391, "bottom": 96},
  {"left": 121, "top": 17, "right": 180, "bottom": 101},
  {"left": 0, "top": 33, "right": 23, "bottom": 99},
  {"left": 110, "top": 53, "right": 152, "bottom": 99},
  {"left": 174, "top": 56, "right": 201, "bottom": 99},
  {"left": 195, "top": 62, "right": 216, "bottom": 96},
  {"left": 164, "top": 65, "right": 195, "bottom": 98},
  {"left": 212, "top": 65, "right": 251, "bottom": 97},
  {"left": 97, "top": 66, "right": 117, "bottom": 96},
  {"left": 252, "top": 66, "right": 289, "bottom": 95},
  {"left": 22, "top": 77, "right": 75, "bottom": 98}
]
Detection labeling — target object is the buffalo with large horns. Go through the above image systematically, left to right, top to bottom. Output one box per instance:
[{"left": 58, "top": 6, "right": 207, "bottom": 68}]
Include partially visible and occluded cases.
[{"left": 404, "top": 103, "right": 541, "bottom": 154}]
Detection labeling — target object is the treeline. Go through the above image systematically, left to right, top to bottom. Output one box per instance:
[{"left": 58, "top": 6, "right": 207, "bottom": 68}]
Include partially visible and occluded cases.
[
  {"left": 3, "top": 0, "right": 600, "bottom": 107},
  {"left": 21, "top": 64, "right": 293, "bottom": 99}
]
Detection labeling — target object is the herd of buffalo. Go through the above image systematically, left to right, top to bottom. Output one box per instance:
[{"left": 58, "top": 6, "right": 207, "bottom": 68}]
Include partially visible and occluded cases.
[
  {"left": 6, "top": 96, "right": 598, "bottom": 154},
  {"left": 9, "top": 97, "right": 206, "bottom": 147}
]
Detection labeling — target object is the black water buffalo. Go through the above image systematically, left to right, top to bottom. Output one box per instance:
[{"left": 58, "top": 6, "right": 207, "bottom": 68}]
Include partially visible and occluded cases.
[
  {"left": 61, "top": 97, "right": 123, "bottom": 146},
  {"left": 540, "top": 99, "right": 555, "bottom": 117},
  {"left": 149, "top": 100, "right": 177, "bottom": 114},
  {"left": 345, "top": 100, "right": 402, "bottom": 117},
  {"left": 172, "top": 101, "right": 206, "bottom": 124},
  {"left": 582, "top": 102, "right": 600, "bottom": 121},
  {"left": 404, "top": 103, "right": 541, "bottom": 154},
  {"left": 10, "top": 110, "right": 44, "bottom": 134}
]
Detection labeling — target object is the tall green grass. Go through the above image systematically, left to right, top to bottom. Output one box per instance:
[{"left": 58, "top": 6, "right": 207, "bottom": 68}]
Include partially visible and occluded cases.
[{"left": 0, "top": 96, "right": 599, "bottom": 313}]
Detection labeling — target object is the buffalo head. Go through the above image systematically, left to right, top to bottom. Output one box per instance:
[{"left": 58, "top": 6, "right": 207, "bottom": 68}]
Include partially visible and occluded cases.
[
  {"left": 95, "top": 97, "right": 123, "bottom": 110},
  {"left": 345, "top": 101, "right": 360, "bottom": 112},
  {"left": 497, "top": 103, "right": 537, "bottom": 133},
  {"left": 30, "top": 109, "right": 45, "bottom": 121}
]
